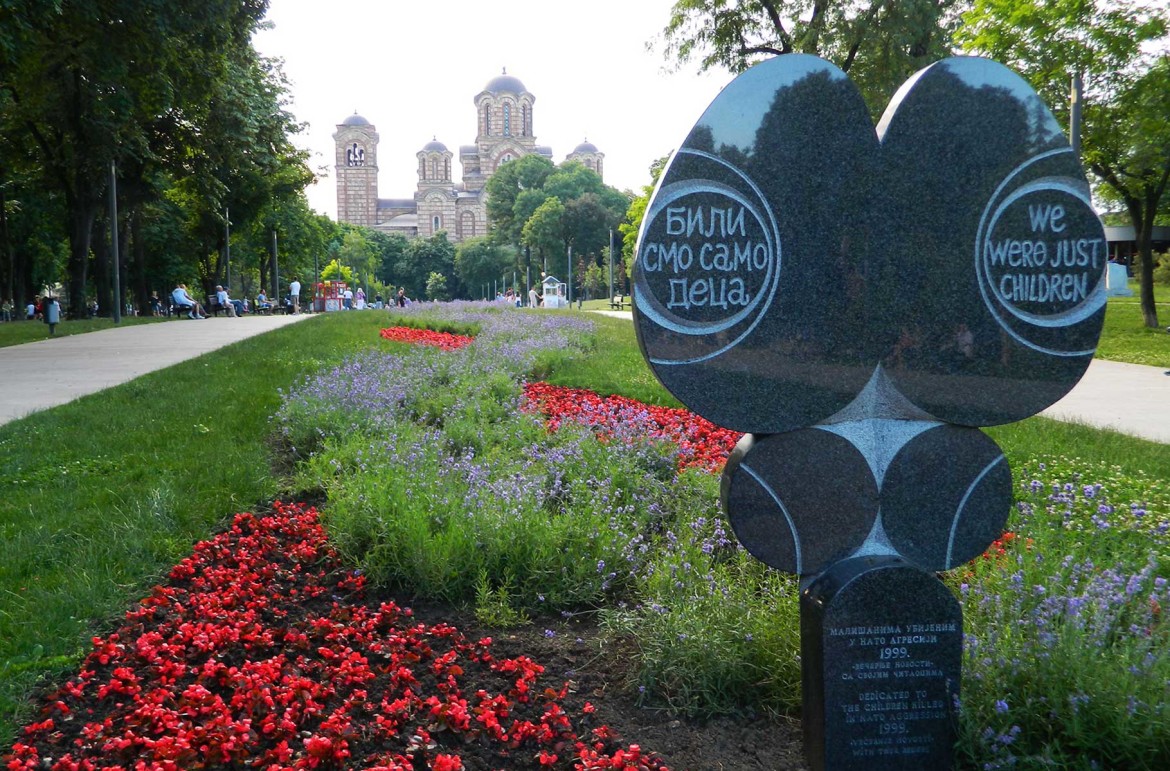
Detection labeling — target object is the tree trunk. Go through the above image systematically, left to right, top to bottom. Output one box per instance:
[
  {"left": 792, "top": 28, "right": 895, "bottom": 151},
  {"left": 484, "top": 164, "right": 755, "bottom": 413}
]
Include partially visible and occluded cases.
[
  {"left": 0, "top": 187, "right": 13, "bottom": 308},
  {"left": 66, "top": 204, "right": 96, "bottom": 319},
  {"left": 130, "top": 208, "right": 149, "bottom": 315},
  {"left": 1136, "top": 215, "right": 1159, "bottom": 328},
  {"left": 92, "top": 217, "right": 111, "bottom": 317}
]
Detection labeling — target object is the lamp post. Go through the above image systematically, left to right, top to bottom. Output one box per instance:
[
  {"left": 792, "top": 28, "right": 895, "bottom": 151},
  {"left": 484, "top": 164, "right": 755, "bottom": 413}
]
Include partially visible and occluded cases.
[
  {"left": 109, "top": 160, "right": 121, "bottom": 323},
  {"left": 270, "top": 228, "right": 279, "bottom": 301},
  {"left": 566, "top": 245, "right": 572, "bottom": 306}
]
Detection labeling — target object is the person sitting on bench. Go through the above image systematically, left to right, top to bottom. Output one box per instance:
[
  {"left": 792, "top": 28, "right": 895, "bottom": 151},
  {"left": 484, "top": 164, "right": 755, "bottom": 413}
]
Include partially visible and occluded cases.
[
  {"left": 172, "top": 283, "right": 207, "bottom": 319},
  {"left": 256, "top": 290, "right": 272, "bottom": 311}
]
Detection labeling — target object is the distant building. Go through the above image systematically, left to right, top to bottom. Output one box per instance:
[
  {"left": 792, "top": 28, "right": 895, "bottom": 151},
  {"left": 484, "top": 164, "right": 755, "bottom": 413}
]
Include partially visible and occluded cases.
[{"left": 333, "top": 70, "right": 604, "bottom": 243}]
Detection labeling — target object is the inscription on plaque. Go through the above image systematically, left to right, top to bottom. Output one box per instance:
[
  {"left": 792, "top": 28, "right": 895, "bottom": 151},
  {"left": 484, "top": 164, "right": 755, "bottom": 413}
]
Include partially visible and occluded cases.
[
  {"left": 636, "top": 156, "right": 781, "bottom": 346},
  {"left": 803, "top": 558, "right": 962, "bottom": 770}
]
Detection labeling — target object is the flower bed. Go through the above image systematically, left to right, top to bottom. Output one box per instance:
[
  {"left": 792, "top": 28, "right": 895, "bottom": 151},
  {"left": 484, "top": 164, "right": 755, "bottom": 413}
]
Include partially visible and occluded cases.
[
  {"left": 380, "top": 326, "right": 475, "bottom": 350},
  {"left": 521, "top": 383, "right": 741, "bottom": 474},
  {"left": 5, "top": 503, "right": 667, "bottom": 770}
]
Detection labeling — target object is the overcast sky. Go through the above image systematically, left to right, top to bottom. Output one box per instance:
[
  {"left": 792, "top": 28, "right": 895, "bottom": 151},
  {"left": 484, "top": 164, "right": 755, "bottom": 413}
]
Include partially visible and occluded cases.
[{"left": 251, "top": 0, "right": 732, "bottom": 220}]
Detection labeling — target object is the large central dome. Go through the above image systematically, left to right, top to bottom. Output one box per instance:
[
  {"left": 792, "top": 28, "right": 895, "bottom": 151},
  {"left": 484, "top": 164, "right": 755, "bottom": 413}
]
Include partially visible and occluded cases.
[{"left": 484, "top": 69, "right": 526, "bottom": 95}]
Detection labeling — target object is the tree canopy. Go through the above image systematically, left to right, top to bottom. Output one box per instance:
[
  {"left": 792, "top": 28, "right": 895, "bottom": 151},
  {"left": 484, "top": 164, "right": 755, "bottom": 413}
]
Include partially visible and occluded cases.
[
  {"left": 0, "top": 0, "right": 320, "bottom": 317},
  {"left": 956, "top": 0, "right": 1170, "bottom": 327}
]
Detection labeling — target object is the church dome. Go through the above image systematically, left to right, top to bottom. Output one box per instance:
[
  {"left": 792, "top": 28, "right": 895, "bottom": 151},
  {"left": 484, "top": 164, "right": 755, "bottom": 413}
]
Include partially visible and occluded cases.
[
  {"left": 484, "top": 70, "right": 526, "bottom": 95},
  {"left": 342, "top": 113, "right": 371, "bottom": 126},
  {"left": 422, "top": 138, "right": 449, "bottom": 153},
  {"left": 572, "top": 140, "right": 599, "bottom": 154}
]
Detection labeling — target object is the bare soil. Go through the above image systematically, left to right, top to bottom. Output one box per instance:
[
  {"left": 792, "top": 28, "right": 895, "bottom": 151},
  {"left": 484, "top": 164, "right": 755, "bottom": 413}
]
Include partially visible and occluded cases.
[{"left": 406, "top": 599, "right": 811, "bottom": 771}]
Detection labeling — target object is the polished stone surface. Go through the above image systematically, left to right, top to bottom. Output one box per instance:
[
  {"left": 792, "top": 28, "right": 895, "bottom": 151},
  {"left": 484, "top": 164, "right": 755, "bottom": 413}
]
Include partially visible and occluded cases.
[
  {"left": 633, "top": 55, "right": 1105, "bottom": 432},
  {"left": 722, "top": 423, "right": 1010, "bottom": 575},
  {"left": 801, "top": 557, "right": 961, "bottom": 771}
]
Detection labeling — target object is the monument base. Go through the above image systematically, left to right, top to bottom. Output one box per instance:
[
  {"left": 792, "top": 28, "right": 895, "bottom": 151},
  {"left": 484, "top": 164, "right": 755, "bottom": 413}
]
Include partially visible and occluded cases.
[{"left": 801, "top": 556, "right": 961, "bottom": 771}]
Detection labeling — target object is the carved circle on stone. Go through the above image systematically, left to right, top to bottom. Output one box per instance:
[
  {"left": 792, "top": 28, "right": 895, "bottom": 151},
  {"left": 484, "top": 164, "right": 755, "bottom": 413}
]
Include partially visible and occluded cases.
[
  {"left": 634, "top": 150, "right": 781, "bottom": 362},
  {"left": 975, "top": 150, "right": 1107, "bottom": 357},
  {"left": 879, "top": 425, "right": 1011, "bottom": 570},
  {"left": 721, "top": 430, "right": 877, "bottom": 576}
]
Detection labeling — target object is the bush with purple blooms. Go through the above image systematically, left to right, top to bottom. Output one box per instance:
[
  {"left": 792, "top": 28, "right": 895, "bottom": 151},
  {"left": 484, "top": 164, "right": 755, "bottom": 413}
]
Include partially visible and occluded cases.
[{"left": 956, "top": 456, "right": 1170, "bottom": 770}]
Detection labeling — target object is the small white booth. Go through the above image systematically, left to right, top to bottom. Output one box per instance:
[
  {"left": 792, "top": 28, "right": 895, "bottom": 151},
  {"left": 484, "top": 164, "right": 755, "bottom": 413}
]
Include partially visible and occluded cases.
[{"left": 541, "top": 275, "right": 568, "bottom": 308}]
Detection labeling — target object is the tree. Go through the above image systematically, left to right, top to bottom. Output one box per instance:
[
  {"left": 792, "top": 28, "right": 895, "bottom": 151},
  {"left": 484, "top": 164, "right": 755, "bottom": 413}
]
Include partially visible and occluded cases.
[
  {"left": 0, "top": 0, "right": 274, "bottom": 316},
  {"left": 656, "top": 0, "right": 964, "bottom": 116},
  {"left": 956, "top": 0, "right": 1170, "bottom": 327},
  {"left": 484, "top": 154, "right": 555, "bottom": 247},
  {"left": 618, "top": 155, "right": 671, "bottom": 291},
  {"left": 522, "top": 198, "right": 568, "bottom": 275},
  {"left": 396, "top": 232, "right": 455, "bottom": 299},
  {"left": 455, "top": 236, "right": 513, "bottom": 297},
  {"left": 320, "top": 258, "right": 353, "bottom": 284},
  {"left": 425, "top": 271, "right": 449, "bottom": 301}
]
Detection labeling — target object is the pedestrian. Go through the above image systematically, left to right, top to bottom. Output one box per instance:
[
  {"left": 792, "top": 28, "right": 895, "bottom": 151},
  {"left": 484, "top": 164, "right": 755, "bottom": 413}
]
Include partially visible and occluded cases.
[
  {"left": 289, "top": 278, "right": 302, "bottom": 314},
  {"left": 528, "top": 286, "right": 538, "bottom": 308},
  {"left": 396, "top": 288, "right": 406, "bottom": 308},
  {"left": 43, "top": 295, "right": 61, "bottom": 336},
  {"left": 1, "top": 298, "right": 12, "bottom": 322},
  {"left": 26, "top": 300, "right": 36, "bottom": 320}
]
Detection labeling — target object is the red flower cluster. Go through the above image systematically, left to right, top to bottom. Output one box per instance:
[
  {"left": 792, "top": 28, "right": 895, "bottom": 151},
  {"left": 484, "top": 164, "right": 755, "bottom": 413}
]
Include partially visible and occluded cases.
[
  {"left": 379, "top": 327, "right": 474, "bottom": 350},
  {"left": 522, "top": 382, "right": 741, "bottom": 474},
  {"left": 5, "top": 503, "right": 667, "bottom": 770}
]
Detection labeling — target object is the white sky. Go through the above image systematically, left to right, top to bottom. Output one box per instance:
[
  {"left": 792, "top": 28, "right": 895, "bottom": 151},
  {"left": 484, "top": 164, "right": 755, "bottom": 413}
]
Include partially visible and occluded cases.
[{"left": 251, "top": 0, "right": 731, "bottom": 220}]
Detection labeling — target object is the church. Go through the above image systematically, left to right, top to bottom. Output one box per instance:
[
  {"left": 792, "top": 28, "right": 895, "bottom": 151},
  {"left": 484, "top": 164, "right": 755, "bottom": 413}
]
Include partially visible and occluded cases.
[{"left": 333, "top": 70, "right": 604, "bottom": 243}]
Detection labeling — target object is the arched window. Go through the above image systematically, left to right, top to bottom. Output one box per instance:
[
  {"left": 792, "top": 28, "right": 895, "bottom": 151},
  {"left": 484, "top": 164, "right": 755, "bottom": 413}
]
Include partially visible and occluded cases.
[
  {"left": 503, "top": 103, "right": 511, "bottom": 136},
  {"left": 522, "top": 104, "right": 529, "bottom": 135},
  {"left": 483, "top": 105, "right": 491, "bottom": 135},
  {"left": 418, "top": 158, "right": 426, "bottom": 179},
  {"left": 431, "top": 158, "right": 438, "bottom": 179},
  {"left": 445, "top": 158, "right": 450, "bottom": 179},
  {"left": 433, "top": 215, "right": 441, "bottom": 233}
]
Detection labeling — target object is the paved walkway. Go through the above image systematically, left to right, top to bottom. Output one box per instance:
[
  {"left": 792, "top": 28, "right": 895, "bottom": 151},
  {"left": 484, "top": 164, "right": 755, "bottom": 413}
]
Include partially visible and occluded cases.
[
  {"left": 1, "top": 311, "right": 1167, "bottom": 443},
  {"left": 0, "top": 314, "right": 313, "bottom": 426}
]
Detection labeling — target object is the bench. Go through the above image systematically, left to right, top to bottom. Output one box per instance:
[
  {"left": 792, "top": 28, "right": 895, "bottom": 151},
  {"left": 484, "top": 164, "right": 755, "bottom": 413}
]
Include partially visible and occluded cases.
[{"left": 609, "top": 294, "right": 628, "bottom": 310}]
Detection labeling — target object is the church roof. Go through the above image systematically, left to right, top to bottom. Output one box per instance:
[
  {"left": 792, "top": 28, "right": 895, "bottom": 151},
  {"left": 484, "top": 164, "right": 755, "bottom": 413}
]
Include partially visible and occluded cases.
[
  {"left": 484, "top": 70, "right": 527, "bottom": 95},
  {"left": 341, "top": 112, "right": 371, "bottom": 126},
  {"left": 421, "top": 138, "right": 449, "bottom": 153},
  {"left": 571, "top": 140, "right": 600, "bottom": 154}
]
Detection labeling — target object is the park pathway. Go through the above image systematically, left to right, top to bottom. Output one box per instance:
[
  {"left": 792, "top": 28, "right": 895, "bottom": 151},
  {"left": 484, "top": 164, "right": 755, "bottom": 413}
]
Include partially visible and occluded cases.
[{"left": 0, "top": 314, "right": 312, "bottom": 426}]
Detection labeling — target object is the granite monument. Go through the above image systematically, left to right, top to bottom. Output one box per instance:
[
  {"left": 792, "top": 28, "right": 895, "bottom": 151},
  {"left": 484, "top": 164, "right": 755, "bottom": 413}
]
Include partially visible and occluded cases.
[{"left": 633, "top": 54, "right": 1105, "bottom": 770}]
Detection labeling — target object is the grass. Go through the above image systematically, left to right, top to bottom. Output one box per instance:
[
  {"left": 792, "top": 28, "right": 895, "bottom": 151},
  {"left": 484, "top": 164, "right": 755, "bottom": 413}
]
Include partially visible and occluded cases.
[
  {"left": 1, "top": 304, "right": 1169, "bottom": 763},
  {"left": 0, "top": 311, "right": 394, "bottom": 743},
  {"left": 0, "top": 315, "right": 174, "bottom": 347}
]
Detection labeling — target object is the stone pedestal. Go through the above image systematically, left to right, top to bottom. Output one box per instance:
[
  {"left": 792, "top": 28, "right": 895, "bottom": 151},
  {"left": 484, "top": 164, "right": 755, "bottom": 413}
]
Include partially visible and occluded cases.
[{"left": 801, "top": 557, "right": 961, "bottom": 771}]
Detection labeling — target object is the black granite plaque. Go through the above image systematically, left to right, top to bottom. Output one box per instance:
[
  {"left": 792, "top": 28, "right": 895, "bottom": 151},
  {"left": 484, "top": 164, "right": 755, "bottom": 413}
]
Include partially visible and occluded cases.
[
  {"left": 634, "top": 53, "right": 1104, "bottom": 771},
  {"left": 633, "top": 55, "right": 1105, "bottom": 433},
  {"left": 633, "top": 55, "right": 883, "bottom": 435},
  {"left": 877, "top": 57, "right": 1106, "bottom": 426},
  {"left": 721, "top": 430, "right": 878, "bottom": 576},
  {"left": 801, "top": 557, "right": 961, "bottom": 771}
]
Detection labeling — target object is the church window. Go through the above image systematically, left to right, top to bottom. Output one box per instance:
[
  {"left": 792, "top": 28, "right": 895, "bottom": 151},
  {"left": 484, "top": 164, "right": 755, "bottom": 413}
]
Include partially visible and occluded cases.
[
  {"left": 503, "top": 103, "right": 511, "bottom": 136},
  {"left": 522, "top": 104, "right": 529, "bottom": 135},
  {"left": 483, "top": 105, "right": 491, "bottom": 135},
  {"left": 347, "top": 142, "right": 365, "bottom": 167},
  {"left": 431, "top": 158, "right": 438, "bottom": 179},
  {"left": 445, "top": 158, "right": 451, "bottom": 179},
  {"left": 433, "top": 215, "right": 442, "bottom": 233}
]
